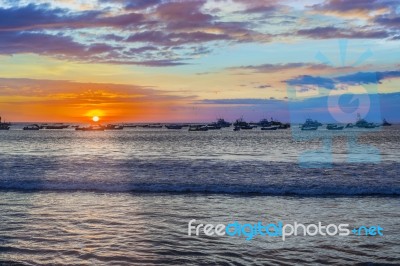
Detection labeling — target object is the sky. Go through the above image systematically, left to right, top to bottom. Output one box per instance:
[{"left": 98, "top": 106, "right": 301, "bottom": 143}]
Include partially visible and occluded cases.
[{"left": 0, "top": 0, "right": 399, "bottom": 123}]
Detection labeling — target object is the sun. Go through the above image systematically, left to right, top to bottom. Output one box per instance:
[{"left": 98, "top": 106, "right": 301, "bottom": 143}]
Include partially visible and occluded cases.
[{"left": 92, "top": 116, "right": 100, "bottom": 122}]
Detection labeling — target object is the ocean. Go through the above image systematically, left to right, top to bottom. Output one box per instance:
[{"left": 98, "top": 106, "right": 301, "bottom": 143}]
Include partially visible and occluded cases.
[{"left": 0, "top": 125, "right": 399, "bottom": 265}]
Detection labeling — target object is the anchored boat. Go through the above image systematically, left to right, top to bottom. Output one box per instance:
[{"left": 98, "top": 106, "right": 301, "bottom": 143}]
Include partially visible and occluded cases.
[{"left": 0, "top": 116, "right": 10, "bottom": 130}]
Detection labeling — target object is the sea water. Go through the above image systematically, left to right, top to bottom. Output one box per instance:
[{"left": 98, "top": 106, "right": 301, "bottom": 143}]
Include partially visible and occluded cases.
[{"left": 0, "top": 126, "right": 399, "bottom": 264}]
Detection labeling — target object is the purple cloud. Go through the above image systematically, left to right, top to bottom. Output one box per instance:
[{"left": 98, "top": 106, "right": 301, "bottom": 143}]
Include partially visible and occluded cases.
[
  {"left": 312, "top": 0, "right": 397, "bottom": 13},
  {"left": 0, "top": 1, "right": 397, "bottom": 66},
  {"left": 0, "top": 4, "right": 101, "bottom": 30},
  {"left": 374, "top": 15, "right": 400, "bottom": 28},
  {"left": 296, "top": 26, "right": 389, "bottom": 39},
  {"left": 229, "top": 63, "right": 330, "bottom": 72}
]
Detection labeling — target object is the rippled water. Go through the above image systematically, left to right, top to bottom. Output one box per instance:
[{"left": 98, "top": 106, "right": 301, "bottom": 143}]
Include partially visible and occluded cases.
[
  {"left": 0, "top": 125, "right": 399, "bottom": 264},
  {"left": 0, "top": 125, "right": 399, "bottom": 195},
  {"left": 0, "top": 192, "right": 399, "bottom": 265}
]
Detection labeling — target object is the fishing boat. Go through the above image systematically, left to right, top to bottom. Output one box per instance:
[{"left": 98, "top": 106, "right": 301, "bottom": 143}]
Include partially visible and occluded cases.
[
  {"left": 355, "top": 114, "right": 376, "bottom": 128},
  {"left": 0, "top": 116, "right": 10, "bottom": 130},
  {"left": 259, "top": 117, "right": 290, "bottom": 129},
  {"left": 215, "top": 118, "right": 231, "bottom": 128},
  {"left": 234, "top": 118, "right": 255, "bottom": 130},
  {"left": 258, "top": 118, "right": 271, "bottom": 127},
  {"left": 301, "top": 118, "right": 321, "bottom": 130},
  {"left": 382, "top": 118, "right": 392, "bottom": 126},
  {"left": 206, "top": 123, "right": 222, "bottom": 130},
  {"left": 278, "top": 123, "right": 290, "bottom": 129},
  {"left": 345, "top": 123, "right": 353, "bottom": 128},
  {"left": 0, "top": 124, "right": 9, "bottom": 130},
  {"left": 23, "top": 124, "right": 40, "bottom": 130},
  {"left": 45, "top": 124, "right": 69, "bottom": 129},
  {"left": 105, "top": 124, "right": 124, "bottom": 130},
  {"left": 148, "top": 124, "right": 163, "bottom": 128},
  {"left": 166, "top": 124, "right": 183, "bottom": 129},
  {"left": 327, "top": 124, "right": 344, "bottom": 130},
  {"left": 75, "top": 125, "right": 105, "bottom": 131},
  {"left": 188, "top": 125, "right": 208, "bottom": 131},
  {"left": 233, "top": 126, "right": 240, "bottom": 131},
  {"left": 301, "top": 126, "right": 318, "bottom": 131}
]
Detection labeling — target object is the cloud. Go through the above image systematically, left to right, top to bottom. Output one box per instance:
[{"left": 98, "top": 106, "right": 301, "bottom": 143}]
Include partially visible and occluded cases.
[
  {"left": 124, "top": 0, "right": 163, "bottom": 10},
  {"left": 155, "top": 0, "right": 213, "bottom": 30},
  {"left": 311, "top": 0, "right": 396, "bottom": 13},
  {"left": 0, "top": 1, "right": 398, "bottom": 66},
  {"left": 0, "top": 2, "right": 272, "bottom": 65},
  {"left": 0, "top": 3, "right": 103, "bottom": 31},
  {"left": 374, "top": 15, "right": 400, "bottom": 28},
  {"left": 296, "top": 26, "right": 389, "bottom": 39},
  {"left": 0, "top": 31, "right": 91, "bottom": 57},
  {"left": 126, "top": 31, "right": 231, "bottom": 45},
  {"left": 113, "top": 59, "right": 189, "bottom": 67},
  {"left": 229, "top": 62, "right": 330, "bottom": 73},
  {"left": 286, "top": 70, "right": 400, "bottom": 89},
  {"left": 286, "top": 75, "right": 336, "bottom": 89},
  {"left": 0, "top": 77, "right": 194, "bottom": 102},
  {"left": 200, "top": 98, "right": 281, "bottom": 105}
]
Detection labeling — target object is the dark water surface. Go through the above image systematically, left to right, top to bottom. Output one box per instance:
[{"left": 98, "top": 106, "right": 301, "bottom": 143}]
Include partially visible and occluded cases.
[
  {"left": 0, "top": 125, "right": 399, "bottom": 265},
  {"left": 0, "top": 192, "right": 399, "bottom": 265}
]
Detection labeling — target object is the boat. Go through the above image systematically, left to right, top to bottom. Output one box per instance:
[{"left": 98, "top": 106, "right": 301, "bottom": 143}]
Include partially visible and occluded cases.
[
  {"left": 355, "top": 114, "right": 376, "bottom": 128},
  {"left": 0, "top": 116, "right": 10, "bottom": 130},
  {"left": 258, "top": 117, "right": 290, "bottom": 129},
  {"left": 259, "top": 117, "right": 288, "bottom": 128},
  {"left": 215, "top": 118, "right": 231, "bottom": 128},
  {"left": 234, "top": 118, "right": 255, "bottom": 130},
  {"left": 258, "top": 118, "right": 271, "bottom": 127},
  {"left": 301, "top": 119, "right": 321, "bottom": 130},
  {"left": 382, "top": 119, "right": 392, "bottom": 126},
  {"left": 206, "top": 123, "right": 222, "bottom": 130},
  {"left": 278, "top": 123, "right": 290, "bottom": 129},
  {"left": 345, "top": 123, "right": 353, "bottom": 128},
  {"left": 365, "top": 123, "right": 378, "bottom": 129},
  {"left": 0, "top": 124, "right": 10, "bottom": 130},
  {"left": 23, "top": 124, "right": 40, "bottom": 130},
  {"left": 45, "top": 124, "right": 69, "bottom": 129},
  {"left": 105, "top": 124, "right": 124, "bottom": 130},
  {"left": 123, "top": 124, "right": 137, "bottom": 128},
  {"left": 148, "top": 124, "right": 163, "bottom": 128},
  {"left": 166, "top": 124, "right": 183, "bottom": 129},
  {"left": 327, "top": 124, "right": 344, "bottom": 130},
  {"left": 75, "top": 125, "right": 105, "bottom": 131},
  {"left": 188, "top": 125, "right": 208, "bottom": 131},
  {"left": 233, "top": 126, "right": 240, "bottom": 131},
  {"left": 261, "top": 126, "right": 279, "bottom": 130},
  {"left": 301, "top": 126, "right": 318, "bottom": 131}
]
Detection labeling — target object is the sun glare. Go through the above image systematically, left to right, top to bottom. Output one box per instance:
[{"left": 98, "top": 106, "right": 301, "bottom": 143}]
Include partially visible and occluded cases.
[{"left": 92, "top": 116, "right": 100, "bottom": 122}]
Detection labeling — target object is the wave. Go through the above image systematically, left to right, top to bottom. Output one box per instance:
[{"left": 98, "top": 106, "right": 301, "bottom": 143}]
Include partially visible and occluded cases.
[
  {"left": 1, "top": 155, "right": 399, "bottom": 196},
  {"left": 0, "top": 182, "right": 399, "bottom": 196}
]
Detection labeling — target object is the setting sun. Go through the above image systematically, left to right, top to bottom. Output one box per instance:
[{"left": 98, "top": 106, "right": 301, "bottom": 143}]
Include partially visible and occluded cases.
[{"left": 92, "top": 116, "right": 99, "bottom": 122}]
